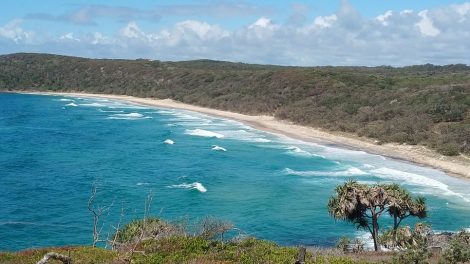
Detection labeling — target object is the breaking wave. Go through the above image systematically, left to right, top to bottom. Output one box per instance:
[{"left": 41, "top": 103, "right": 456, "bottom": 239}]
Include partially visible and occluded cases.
[
  {"left": 107, "top": 113, "right": 151, "bottom": 120},
  {"left": 185, "top": 129, "right": 224, "bottom": 138},
  {"left": 164, "top": 139, "right": 174, "bottom": 145},
  {"left": 212, "top": 145, "right": 227, "bottom": 151},
  {"left": 284, "top": 146, "right": 326, "bottom": 158},
  {"left": 284, "top": 167, "right": 368, "bottom": 177},
  {"left": 370, "top": 167, "right": 469, "bottom": 201},
  {"left": 167, "top": 182, "right": 207, "bottom": 193}
]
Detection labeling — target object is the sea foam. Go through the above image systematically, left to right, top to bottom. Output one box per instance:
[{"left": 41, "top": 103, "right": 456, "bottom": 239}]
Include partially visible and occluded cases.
[
  {"left": 65, "top": 103, "right": 78, "bottom": 107},
  {"left": 79, "top": 103, "right": 107, "bottom": 107},
  {"left": 107, "top": 113, "right": 151, "bottom": 120},
  {"left": 185, "top": 129, "right": 224, "bottom": 138},
  {"left": 216, "top": 129, "right": 271, "bottom": 143},
  {"left": 164, "top": 139, "right": 175, "bottom": 145},
  {"left": 212, "top": 145, "right": 227, "bottom": 151},
  {"left": 285, "top": 146, "right": 326, "bottom": 158},
  {"left": 284, "top": 167, "right": 368, "bottom": 177},
  {"left": 370, "top": 167, "right": 469, "bottom": 201},
  {"left": 168, "top": 182, "right": 207, "bottom": 193}
]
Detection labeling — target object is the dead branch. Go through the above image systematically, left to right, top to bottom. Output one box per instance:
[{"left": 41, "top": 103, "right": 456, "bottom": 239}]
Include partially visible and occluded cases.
[
  {"left": 88, "top": 184, "right": 112, "bottom": 247},
  {"left": 36, "top": 252, "right": 71, "bottom": 264}
]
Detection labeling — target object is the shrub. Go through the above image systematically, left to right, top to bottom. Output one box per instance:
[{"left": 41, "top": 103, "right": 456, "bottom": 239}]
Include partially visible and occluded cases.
[
  {"left": 437, "top": 143, "right": 461, "bottom": 156},
  {"left": 114, "top": 217, "right": 184, "bottom": 243},
  {"left": 441, "top": 230, "right": 470, "bottom": 264}
]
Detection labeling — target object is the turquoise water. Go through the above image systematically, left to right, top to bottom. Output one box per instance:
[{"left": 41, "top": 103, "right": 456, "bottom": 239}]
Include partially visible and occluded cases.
[{"left": 1, "top": 93, "right": 469, "bottom": 251}]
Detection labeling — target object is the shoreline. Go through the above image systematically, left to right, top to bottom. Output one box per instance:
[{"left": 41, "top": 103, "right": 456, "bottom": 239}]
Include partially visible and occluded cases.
[{"left": 14, "top": 91, "right": 470, "bottom": 180}]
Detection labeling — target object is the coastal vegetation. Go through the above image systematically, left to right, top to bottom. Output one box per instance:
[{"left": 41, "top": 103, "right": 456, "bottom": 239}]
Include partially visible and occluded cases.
[
  {"left": 1, "top": 53, "right": 469, "bottom": 157},
  {"left": 328, "top": 181, "right": 427, "bottom": 251},
  {"left": 0, "top": 182, "right": 469, "bottom": 263}
]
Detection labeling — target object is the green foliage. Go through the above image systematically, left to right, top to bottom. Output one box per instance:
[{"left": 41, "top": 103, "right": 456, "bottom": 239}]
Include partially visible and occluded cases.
[
  {"left": 1, "top": 53, "right": 469, "bottom": 155},
  {"left": 437, "top": 143, "right": 461, "bottom": 156},
  {"left": 328, "top": 181, "right": 428, "bottom": 251},
  {"left": 114, "top": 217, "right": 184, "bottom": 243},
  {"left": 380, "top": 223, "right": 431, "bottom": 250},
  {"left": 441, "top": 230, "right": 470, "bottom": 264},
  {"left": 337, "top": 237, "right": 351, "bottom": 252},
  {"left": 0, "top": 247, "right": 116, "bottom": 264}
]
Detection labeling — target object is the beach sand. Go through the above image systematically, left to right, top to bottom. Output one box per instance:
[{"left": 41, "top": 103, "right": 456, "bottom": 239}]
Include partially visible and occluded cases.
[{"left": 21, "top": 91, "right": 470, "bottom": 180}]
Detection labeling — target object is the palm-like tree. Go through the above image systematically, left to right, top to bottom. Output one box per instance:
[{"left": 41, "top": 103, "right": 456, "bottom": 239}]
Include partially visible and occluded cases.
[
  {"left": 328, "top": 180, "right": 390, "bottom": 251},
  {"left": 328, "top": 181, "right": 427, "bottom": 251},
  {"left": 385, "top": 184, "right": 427, "bottom": 244}
]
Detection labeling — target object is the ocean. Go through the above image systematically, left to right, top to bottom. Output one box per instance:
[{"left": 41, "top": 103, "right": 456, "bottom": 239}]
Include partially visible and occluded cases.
[{"left": 0, "top": 93, "right": 469, "bottom": 251}]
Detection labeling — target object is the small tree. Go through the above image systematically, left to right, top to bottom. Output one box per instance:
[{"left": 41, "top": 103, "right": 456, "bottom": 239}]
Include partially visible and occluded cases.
[
  {"left": 328, "top": 180, "right": 391, "bottom": 251},
  {"left": 328, "top": 181, "right": 428, "bottom": 251},
  {"left": 385, "top": 184, "right": 427, "bottom": 232}
]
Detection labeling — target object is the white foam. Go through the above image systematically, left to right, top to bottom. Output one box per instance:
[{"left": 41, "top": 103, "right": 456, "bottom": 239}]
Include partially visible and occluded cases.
[
  {"left": 57, "top": 98, "right": 74, "bottom": 102},
  {"left": 65, "top": 103, "right": 78, "bottom": 107},
  {"left": 79, "top": 103, "right": 107, "bottom": 107},
  {"left": 98, "top": 109, "right": 124, "bottom": 113},
  {"left": 107, "top": 113, "right": 151, "bottom": 120},
  {"left": 185, "top": 129, "right": 224, "bottom": 138},
  {"left": 215, "top": 129, "right": 271, "bottom": 143},
  {"left": 164, "top": 139, "right": 174, "bottom": 145},
  {"left": 212, "top": 145, "right": 227, "bottom": 151},
  {"left": 285, "top": 146, "right": 326, "bottom": 158},
  {"left": 284, "top": 167, "right": 368, "bottom": 177},
  {"left": 370, "top": 167, "right": 468, "bottom": 201},
  {"left": 371, "top": 167, "right": 448, "bottom": 190},
  {"left": 136, "top": 182, "right": 150, "bottom": 186},
  {"left": 168, "top": 182, "right": 207, "bottom": 193}
]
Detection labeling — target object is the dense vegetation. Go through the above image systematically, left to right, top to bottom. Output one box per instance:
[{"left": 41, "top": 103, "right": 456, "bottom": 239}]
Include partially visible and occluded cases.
[
  {"left": 1, "top": 53, "right": 470, "bottom": 156},
  {"left": 2, "top": 217, "right": 469, "bottom": 263}
]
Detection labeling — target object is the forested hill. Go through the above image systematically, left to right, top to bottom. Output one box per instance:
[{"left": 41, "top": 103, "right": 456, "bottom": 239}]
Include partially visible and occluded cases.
[{"left": 1, "top": 53, "right": 470, "bottom": 156}]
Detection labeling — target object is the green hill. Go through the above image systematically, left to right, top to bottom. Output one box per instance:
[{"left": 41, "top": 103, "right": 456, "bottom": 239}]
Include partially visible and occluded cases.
[{"left": 1, "top": 53, "right": 469, "bottom": 156}]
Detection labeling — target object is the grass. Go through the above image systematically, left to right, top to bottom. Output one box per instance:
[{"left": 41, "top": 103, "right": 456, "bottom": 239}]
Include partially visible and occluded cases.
[{"left": 0, "top": 238, "right": 389, "bottom": 264}]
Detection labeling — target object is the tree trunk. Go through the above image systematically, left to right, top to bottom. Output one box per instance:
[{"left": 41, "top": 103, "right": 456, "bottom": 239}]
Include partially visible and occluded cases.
[
  {"left": 372, "top": 215, "right": 380, "bottom": 251},
  {"left": 393, "top": 216, "right": 398, "bottom": 247}
]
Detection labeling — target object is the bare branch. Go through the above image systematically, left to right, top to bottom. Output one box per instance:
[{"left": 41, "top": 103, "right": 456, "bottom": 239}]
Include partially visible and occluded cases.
[{"left": 36, "top": 252, "right": 71, "bottom": 264}]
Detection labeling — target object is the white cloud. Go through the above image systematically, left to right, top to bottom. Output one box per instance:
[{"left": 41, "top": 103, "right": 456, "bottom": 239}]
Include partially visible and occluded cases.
[
  {"left": 3, "top": 1, "right": 470, "bottom": 66},
  {"left": 376, "top": 10, "right": 393, "bottom": 26},
  {"left": 416, "top": 10, "right": 441, "bottom": 37},
  {"left": 312, "top": 14, "right": 338, "bottom": 29},
  {"left": 249, "top": 17, "right": 274, "bottom": 29},
  {"left": 0, "top": 19, "right": 33, "bottom": 43},
  {"left": 120, "top": 21, "right": 145, "bottom": 39},
  {"left": 59, "top": 32, "right": 80, "bottom": 42},
  {"left": 91, "top": 32, "right": 112, "bottom": 45}
]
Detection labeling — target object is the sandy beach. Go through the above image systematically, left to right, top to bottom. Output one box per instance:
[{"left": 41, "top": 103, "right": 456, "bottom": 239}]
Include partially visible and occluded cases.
[{"left": 21, "top": 91, "right": 470, "bottom": 180}]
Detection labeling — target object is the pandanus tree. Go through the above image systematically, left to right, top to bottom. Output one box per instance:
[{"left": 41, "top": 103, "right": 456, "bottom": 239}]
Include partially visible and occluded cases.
[
  {"left": 328, "top": 181, "right": 427, "bottom": 251},
  {"left": 385, "top": 183, "right": 427, "bottom": 231}
]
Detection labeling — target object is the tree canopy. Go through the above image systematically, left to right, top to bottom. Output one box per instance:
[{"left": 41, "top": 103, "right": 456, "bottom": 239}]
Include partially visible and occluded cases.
[{"left": 328, "top": 181, "right": 427, "bottom": 251}]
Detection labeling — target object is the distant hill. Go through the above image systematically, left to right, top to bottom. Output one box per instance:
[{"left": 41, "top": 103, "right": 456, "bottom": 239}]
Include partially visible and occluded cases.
[{"left": 1, "top": 53, "right": 469, "bottom": 156}]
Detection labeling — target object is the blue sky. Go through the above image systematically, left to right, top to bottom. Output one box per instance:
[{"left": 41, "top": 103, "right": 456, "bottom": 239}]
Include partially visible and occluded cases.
[{"left": 1, "top": 0, "right": 470, "bottom": 66}]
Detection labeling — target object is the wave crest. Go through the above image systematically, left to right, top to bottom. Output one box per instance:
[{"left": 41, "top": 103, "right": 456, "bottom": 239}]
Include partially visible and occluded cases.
[
  {"left": 107, "top": 113, "right": 151, "bottom": 120},
  {"left": 185, "top": 129, "right": 224, "bottom": 138},
  {"left": 212, "top": 145, "right": 227, "bottom": 151},
  {"left": 284, "top": 167, "right": 367, "bottom": 177},
  {"left": 168, "top": 182, "right": 207, "bottom": 193}
]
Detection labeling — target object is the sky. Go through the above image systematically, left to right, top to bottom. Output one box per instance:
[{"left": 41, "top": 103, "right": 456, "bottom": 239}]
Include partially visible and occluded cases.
[{"left": 1, "top": 0, "right": 470, "bottom": 66}]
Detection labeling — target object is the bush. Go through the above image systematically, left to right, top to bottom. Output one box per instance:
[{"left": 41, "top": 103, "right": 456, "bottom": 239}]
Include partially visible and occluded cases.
[
  {"left": 437, "top": 143, "right": 461, "bottom": 156},
  {"left": 114, "top": 217, "right": 184, "bottom": 243},
  {"left": 442, "top": 230, "right": 470, "bottom": 264}
]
